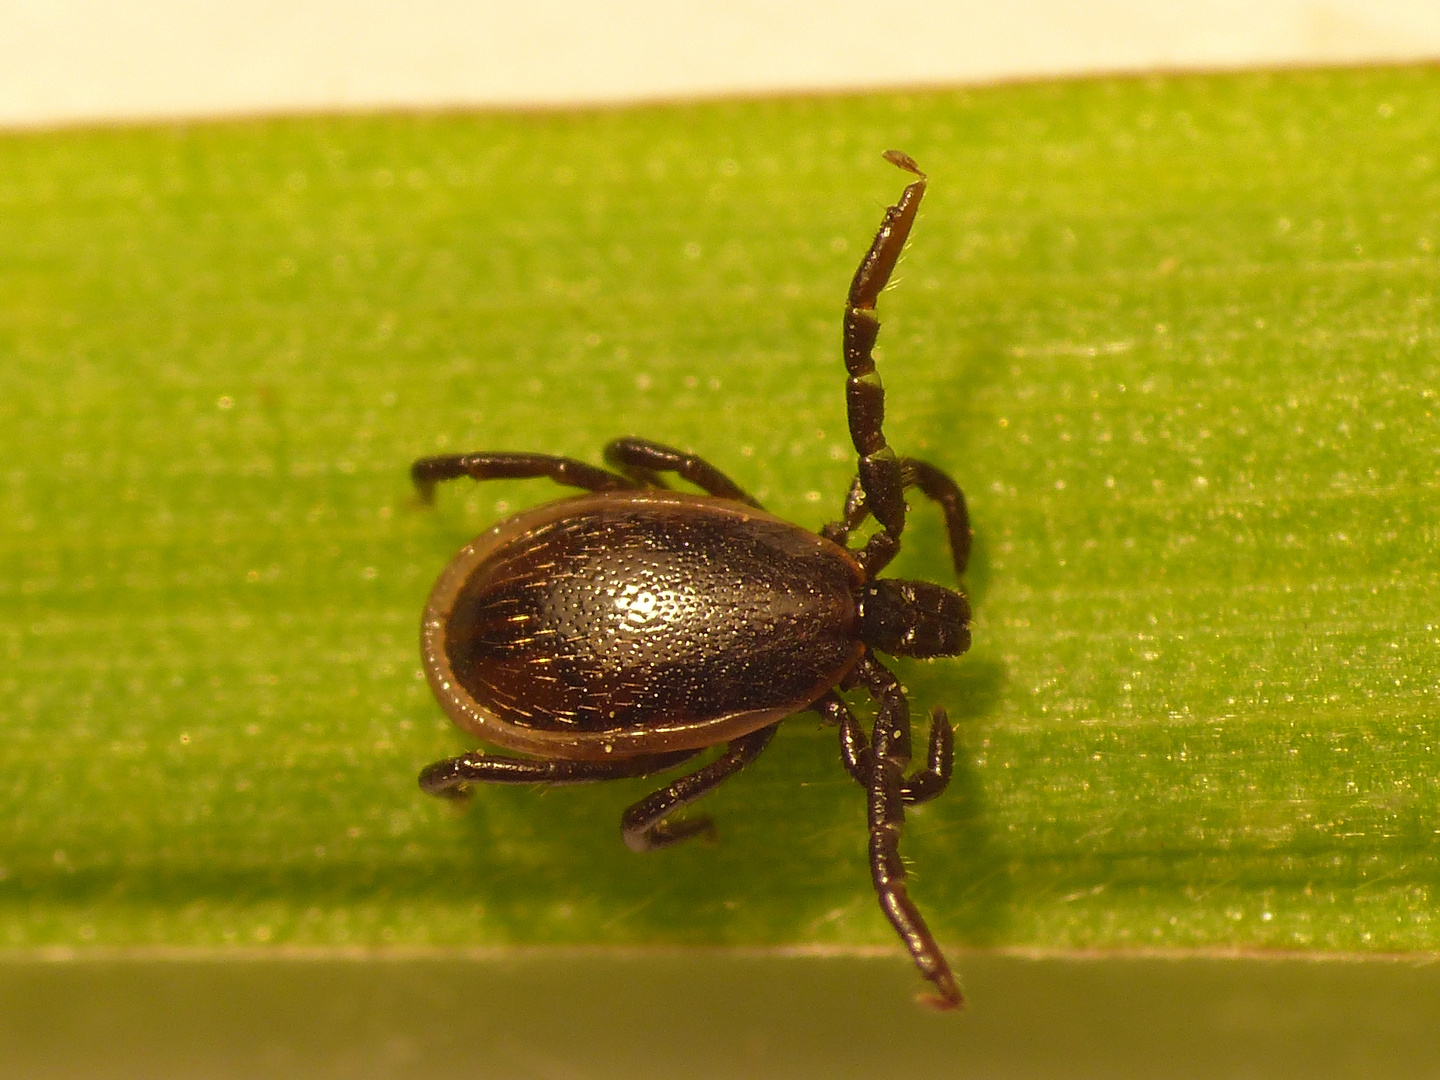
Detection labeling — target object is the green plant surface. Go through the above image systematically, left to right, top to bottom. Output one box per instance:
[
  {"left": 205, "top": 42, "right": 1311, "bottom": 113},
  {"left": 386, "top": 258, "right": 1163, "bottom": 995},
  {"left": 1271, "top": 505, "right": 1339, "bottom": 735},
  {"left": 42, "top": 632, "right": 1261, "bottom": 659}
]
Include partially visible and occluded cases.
[{"left": 1, "top": 66, "right": 1437, "bottom": 960}]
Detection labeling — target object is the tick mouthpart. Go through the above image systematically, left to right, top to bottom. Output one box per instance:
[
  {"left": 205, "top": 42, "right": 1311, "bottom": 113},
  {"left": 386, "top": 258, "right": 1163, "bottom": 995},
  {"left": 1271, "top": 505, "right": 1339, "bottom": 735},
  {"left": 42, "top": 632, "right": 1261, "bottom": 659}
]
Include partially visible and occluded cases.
[{"left": 857, "top": 579, "right": 972, "bottom": 659}]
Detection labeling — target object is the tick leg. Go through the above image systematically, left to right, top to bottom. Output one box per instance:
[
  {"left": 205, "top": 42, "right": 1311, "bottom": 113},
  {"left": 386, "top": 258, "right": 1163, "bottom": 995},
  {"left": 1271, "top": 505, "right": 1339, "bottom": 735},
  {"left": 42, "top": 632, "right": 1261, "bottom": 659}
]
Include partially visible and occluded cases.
[
  {"left": 842, "top": 151, "right": 927, "bottom": 572},
  {"left": 603, "top": 437, "right": 762, "bottom": 508},
  {"left": 410, "top": 452, "right": 635, "bottom": 504},
  {"left": 822, "top": 458, "right": 971, "bottom": 578},
  {"left": 905, "top": 462, "right": 972, "bottom": 577},
  {"left": 858, "top": 655, "right": 963, "bottom": 1010},
  {"left": 812, "top": 692, "right": 871, "bottom": 788},
  {"left": 814, "top": 693, "right": 953, "bottom": 805},
  {"left": 897, "top": 706, "right": 954, "bottom": 804},
  {"left": 621, "top": 723, "right": 779, "bottom": 852},
  {"left": 419, "top": 748, "right": 700, "bottom": 798}
]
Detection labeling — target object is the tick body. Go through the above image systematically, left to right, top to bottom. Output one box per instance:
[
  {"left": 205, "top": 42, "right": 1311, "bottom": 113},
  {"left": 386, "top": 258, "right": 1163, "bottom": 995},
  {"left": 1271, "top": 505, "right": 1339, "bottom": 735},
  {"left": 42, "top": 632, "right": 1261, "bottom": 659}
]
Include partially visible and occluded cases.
[{"left": 414, "top": 151, "right": 973, "bottom": 1009}]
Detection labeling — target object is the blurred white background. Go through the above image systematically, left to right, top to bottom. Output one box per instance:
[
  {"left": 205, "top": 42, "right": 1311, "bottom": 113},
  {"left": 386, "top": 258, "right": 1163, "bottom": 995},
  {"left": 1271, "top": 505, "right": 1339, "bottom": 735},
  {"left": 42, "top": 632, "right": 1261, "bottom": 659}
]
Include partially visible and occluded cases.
[{"left": 2, "top": 0, "right": 1439, "bottom": 127}]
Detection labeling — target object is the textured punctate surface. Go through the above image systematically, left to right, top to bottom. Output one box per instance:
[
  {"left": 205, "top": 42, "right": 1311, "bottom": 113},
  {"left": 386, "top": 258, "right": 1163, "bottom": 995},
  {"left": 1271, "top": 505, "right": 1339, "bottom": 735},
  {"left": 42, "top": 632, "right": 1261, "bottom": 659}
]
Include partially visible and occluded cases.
[{"left": 445, "top": 500, "right": 865, "bottom": 732}]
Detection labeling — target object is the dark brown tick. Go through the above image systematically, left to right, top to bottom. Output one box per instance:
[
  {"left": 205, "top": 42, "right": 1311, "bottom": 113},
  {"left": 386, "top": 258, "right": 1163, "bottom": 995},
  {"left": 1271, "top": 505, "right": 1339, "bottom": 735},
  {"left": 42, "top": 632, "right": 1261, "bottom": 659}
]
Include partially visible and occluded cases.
[{"left": 412, "top": 151, "right": 973, "bottom": 1009}]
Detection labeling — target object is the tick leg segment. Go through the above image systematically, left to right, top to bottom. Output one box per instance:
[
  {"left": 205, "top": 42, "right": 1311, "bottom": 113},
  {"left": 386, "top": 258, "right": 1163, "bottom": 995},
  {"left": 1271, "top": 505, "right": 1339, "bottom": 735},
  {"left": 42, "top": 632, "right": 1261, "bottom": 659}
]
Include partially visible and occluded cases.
[
  {"left": 842, "top": 152, "right": 927, "bottom": 570},
  {"left": 603, "top": 437, "right": 762, "bottom": 508},
  {"left": 410, "top": 452, "right": 635, "bottom": 504},
  {"left": 822, "top": 459, "right": 971, "bottom": 578},
  {"left": 905, "top": 462, "right": 971, "bottom": 576},
  {"left": 857, "top": 655, "right": 963, "bottom": 1010},
  {"left": 813, "top": 693, "right": 954, "bottom": 805},
  {"left": 893, "top": 706, "right": 954, "bottom": 804},
  {"left": 621, "top": 723, "right": 779, "bottom": 852},
  {"left": 419, "top": 748, "right": 702, "bottom": 799}
]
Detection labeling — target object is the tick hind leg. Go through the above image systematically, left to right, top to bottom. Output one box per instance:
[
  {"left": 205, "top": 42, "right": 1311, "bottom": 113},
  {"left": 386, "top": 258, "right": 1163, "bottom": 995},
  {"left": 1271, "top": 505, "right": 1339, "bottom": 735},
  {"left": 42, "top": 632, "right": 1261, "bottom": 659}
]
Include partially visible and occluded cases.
[
  {"left": 840, "top": 151, "right": 927, "bottom": 573},
  {"left": 603, "top": 437, "right": 762, "bottom": 508},
  {"left": 410, "top": 451, "right": 635, "bottom": 504},
  {"left": 823, "top": 459, "right": 971, "bottom": 578},
  {"left": 621, "top": 723, "right": 778, "bottom": 851},
  {"left": 419, "top": 748, "right": 702, "bottom": 799}
]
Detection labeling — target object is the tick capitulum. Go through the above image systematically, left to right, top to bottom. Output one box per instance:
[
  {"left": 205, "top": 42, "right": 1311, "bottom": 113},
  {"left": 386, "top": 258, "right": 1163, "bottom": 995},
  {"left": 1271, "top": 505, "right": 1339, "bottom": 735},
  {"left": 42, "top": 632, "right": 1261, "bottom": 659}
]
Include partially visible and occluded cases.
[{"left": 412, "top": 150, "right": 973, "bottom": 1010}]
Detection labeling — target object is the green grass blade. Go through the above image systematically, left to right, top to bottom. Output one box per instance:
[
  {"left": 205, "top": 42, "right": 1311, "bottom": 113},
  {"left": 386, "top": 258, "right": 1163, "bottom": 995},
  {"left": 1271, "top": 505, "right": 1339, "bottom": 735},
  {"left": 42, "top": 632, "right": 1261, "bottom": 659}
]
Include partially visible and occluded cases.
[{"left": 2, "top": 66, "right": 1437, "bottom": 956}]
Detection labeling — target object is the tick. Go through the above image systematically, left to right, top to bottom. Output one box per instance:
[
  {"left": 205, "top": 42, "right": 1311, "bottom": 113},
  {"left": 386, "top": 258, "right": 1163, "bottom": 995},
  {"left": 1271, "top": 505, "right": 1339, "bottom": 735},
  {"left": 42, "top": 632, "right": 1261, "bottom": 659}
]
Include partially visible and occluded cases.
[{"left": 412, "top": 151, "right": 973, "bottom": 1009}]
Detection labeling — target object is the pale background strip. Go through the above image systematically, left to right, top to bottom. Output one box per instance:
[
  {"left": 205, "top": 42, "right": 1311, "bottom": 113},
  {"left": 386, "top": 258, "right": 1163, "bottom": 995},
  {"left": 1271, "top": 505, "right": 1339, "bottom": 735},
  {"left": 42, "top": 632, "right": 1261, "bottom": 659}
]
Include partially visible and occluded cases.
[{"left": 2, "top": 1, "right": 1439, "bottom": 128}]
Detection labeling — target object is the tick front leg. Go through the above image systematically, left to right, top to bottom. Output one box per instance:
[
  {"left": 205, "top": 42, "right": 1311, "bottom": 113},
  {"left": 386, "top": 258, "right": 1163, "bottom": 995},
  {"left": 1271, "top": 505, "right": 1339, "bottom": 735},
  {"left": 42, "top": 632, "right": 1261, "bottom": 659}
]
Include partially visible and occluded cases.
[
  {"left": 841, "top": 151, "right": 927, "bottom": 569},
  {"left": 603, "top": 437, "right": 762, "bottom": 508},
  {"left": 410, "top": 452, "right": 635, "bottom": 504},
  {"left": 822, "top": 459, "right": 971, "bottom": 578},
  {"left": 905, "top": 461, "right": 972, "bottom": 577},
  {"left": 858, "top": 656, "right": 963, "bottom": 1010},
  {"left": 814, "top": 693, "right": 954, "bottom": 805},
  {"left": 896, "top": 706, "right": 954, "bottom": 804},
  {"left": 621, "top": 724, "right": 778, "bottom": 852},
  {"left": 419, "top": 748, "right": 700, "bottom": 798}
]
